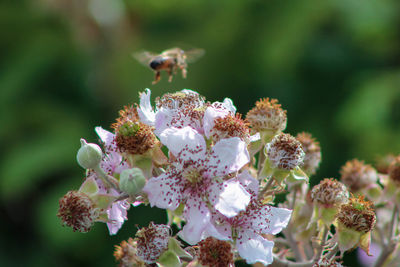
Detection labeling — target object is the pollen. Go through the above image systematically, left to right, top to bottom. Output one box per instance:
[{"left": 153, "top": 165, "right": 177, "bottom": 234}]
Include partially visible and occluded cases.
[
  {"left": 156, "top": 90, "right": 205, "bottom": 110},
  {"left": 246, "top": 98, "right": 287, "bottom": 133},
  {"left": 211, "top": 114, "right": 250, "bottom": 143},
  {"left": 115, "top": 121, "right": 159, "bottom": 155},
  {"left": 296, "top": 132, "right": 321, "bottom": 175},
  {"left": 266, "top": 133, "right": 305, "bottom": 170},
  {"left": 388, "top": 155, "right": 400, "bottom": 185},
  {"left": 340, "top": 159, "right": 378, "bottom": 192},
  {"left": 311, "top": 178, "right": 349, "bottom": 207},
  {"left": 57, "top": 190, "right": 99, "bottom": 233},
  {"left": 336, "top": 196, "right": 376, "bottom": 233},
  {"left": 135, "top": 222, "right": 170, "bottom": 264},
  {"left": 198, "top": 237, "right": 234, "bottom": 267},
  {"left": 114, "top": 238, "right": 145, "bottom": 267}
]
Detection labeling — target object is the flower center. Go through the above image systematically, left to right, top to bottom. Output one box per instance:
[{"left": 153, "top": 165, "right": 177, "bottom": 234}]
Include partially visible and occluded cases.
[{"left": 182, "top": 168, "right": 202, "bottom": 184}]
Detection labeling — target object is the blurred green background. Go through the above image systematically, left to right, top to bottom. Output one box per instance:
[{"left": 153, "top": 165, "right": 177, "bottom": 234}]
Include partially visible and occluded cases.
[{"left": 1, "top": 0, "right": 400, "bottom": 266}]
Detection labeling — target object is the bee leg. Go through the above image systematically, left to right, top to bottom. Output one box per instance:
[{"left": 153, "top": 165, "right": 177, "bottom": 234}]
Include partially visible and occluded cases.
[
  {"left": 167, "top": 67, "right": 174, "bottom": 82},
  {"left": 181, "top": 67, "right": 187, "bottom": 79},
  {"left": 152, "top": 71, "right": 161, "bottom": 84}
]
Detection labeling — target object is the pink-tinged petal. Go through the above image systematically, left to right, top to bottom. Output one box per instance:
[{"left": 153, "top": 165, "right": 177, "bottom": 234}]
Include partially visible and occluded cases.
[
  {"left": 138, "top": 88, "right": 156, "bottom": 126},
  {"left": 222, "top": 98, "right": 236, "bottom": 113},
  {"left": 203, "top": 106, "right": 231, "bottom": 138},
  {"left": 154, "top": 107, "right": 174, "bottom": 135},
  {"left": 95, "top": 126, "right": 115, "bottom": 150},
  {"left": 159, "top": 126, "right": 206, "bottom": 161},
  {"left": 249, "top": 132, "right": 261, "bottom": 142},
  {"left": 207, "top": 137, "right": 250, "bottom": 177},
  {"left": 101, "top": 151, "right": 128, "bottom": 175},
  {"left": 237, "top": 170, "right": 259, "bottom": 195},
  {"left": 143, "top": 171, "right": 184, "bottom": 210},
  {"left": 209, "top": 178, "right": 250, "bottom": 218},
  {"left": 178, "top": 199, "right": 211, "bottom": 245},
  {"left": 106, "top": 200, "right": 129, "bottom": 235},
  {"left": 132, "top": 201, "right": 142, "bottom": 207},
  {"left": 250, "top": 206, "right": 292, "bottom": 235},
  {"left": 236, "top": 231, "right": 274, "bottom": 265}
]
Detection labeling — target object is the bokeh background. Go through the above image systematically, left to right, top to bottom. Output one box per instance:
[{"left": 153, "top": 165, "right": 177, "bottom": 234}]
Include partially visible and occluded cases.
[{"left": 1, "top": 0, "right": 400, "bottom": 266}]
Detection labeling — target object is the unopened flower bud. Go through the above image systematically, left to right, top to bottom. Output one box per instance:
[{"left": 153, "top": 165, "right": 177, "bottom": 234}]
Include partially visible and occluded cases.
[
  {"left": 246, "top": 98, "right": 287, "bottom": 142},
  {"left": 296, "top": 132, "right": 321, "bottom": 176},
  {"left": 266, "top": 133, "right": 304, "bottom": 171},
  {"left": 76, "top": 139, "right": 102, "bottom": 169},
  {"left": 340, "top": 159, "right": 378, "bottom": 193},
  {"left": 119, "top": 168, "right": 146, "bottom": 196},
  {"left": 57, "top": 190, "right": 99, "bottom": 232},
  {"left": 135, "top": 222, "right": 170, "bottom": 264},
  {"left": 198, "top": 237, "right": 234, "bottom": 267}
]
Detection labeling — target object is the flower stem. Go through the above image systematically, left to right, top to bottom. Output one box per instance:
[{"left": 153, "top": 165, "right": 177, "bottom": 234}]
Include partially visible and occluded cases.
[{"left": 373, "top": 204, "right": 398, "bottom": 267}]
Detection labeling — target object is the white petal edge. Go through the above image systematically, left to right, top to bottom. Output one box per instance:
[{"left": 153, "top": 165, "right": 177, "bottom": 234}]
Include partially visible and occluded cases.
[
  {"left": 138, "top": 88, "right": 156, "bottom": 126},
  {"left": 236, "top": 231, "right": 274, "bottom": 265}
]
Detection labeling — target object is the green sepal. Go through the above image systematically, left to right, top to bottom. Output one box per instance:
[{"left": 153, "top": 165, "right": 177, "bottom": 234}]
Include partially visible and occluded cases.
[
  {"left": 260, "top": 130, "right": 278, "bottom": 144},
  {"left": 249, "top": 138, "right": 262, "bottom": 156},
  {"left": 127, "top": 154, "right": 153, "bottom": 178},
  {"left": 259, "top": 158, "right": 274, "bottom": 180},
  {"left": 287, "top": 167, "right": 308, "bottom": 184},
  {"left": 79, "top": 177, "right": 99, "bottom": 196},
  {"left": 366, "top": 184, "right": 382, "bottom": 201},
  {"left": 92, "top": 194, "right": 116, "bottom": 209},
  {"left": 167, "top": 204, "right": 185, "bottom": 228},
  {"left": 320, "top": 206, "right": 338, "bottom": 226},
  {"left": 337, "top": 223, "right": 361, "bottom": 253},
  {"left": 168, "top": 238, "right": 193, "bottom": 260},
  {"left": 157, "top": 250, "right": 181, "bottom": 267}
]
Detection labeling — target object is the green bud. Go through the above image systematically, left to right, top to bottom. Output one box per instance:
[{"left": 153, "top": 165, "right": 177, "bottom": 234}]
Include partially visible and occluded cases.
[
  {"left": 76, "top": 139, "right": 102, "bottom": 169},
  {"left": 119, "top": 168, "right": 146, "bottom": 195}
]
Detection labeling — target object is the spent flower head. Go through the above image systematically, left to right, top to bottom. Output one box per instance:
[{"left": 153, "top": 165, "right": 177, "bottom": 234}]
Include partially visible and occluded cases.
[
  {"left": 246, "top": 98, "right": 287, "bottom": 139},
  {"left": 296, "top": 132, "right": 321, "bottom": 176},
  {"left": 266, "top": 133, "right": 305, "bottom": 171},
  {"left": 388, "top": 155, "right": 400, "bottom": 185},
  {"left": 340, "top": 159, "right": 378, "bottom": 193},
  {"left": 311, "top": 178, "right": 349, "bottom": 208},
  {"left": 57, "top": 190, "right": 100, "bottom": 233},
  {"left": 135, "top": 222, "right": 171, "bottom": 264},
  {"left": 198, "top": 237, "right": 234, "bottom": 267},
  {"left": 114, "top": 238, "right": 145, "bottom": 267}
]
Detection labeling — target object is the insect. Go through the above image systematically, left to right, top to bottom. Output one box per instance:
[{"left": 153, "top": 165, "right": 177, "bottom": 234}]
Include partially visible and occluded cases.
[{"left": 133, "top": 47, "right": 205, "bottom": 84}]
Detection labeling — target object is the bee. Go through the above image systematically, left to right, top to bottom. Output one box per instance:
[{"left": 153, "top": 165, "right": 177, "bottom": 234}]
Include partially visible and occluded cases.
[{"left": 133, "top": 47, "right": 205, "bottom": 84}]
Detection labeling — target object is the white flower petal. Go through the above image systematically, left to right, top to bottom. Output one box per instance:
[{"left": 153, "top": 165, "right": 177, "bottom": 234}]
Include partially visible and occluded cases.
[
  {"left": 138, "top": 88, "right": 156, "bottom": 126},
  {"left": 222, "top": 98, "right": 236, "bottom": 113},
  {"left": 203, "top": 106, "right": 231, "bottom": 138},
  {"left": 95, "top": 126, "right": 115, "bottom": 149},
  {"left": 159, "top": 126, "right": 206, "bottom": 161},
  {"left": 249, "top": 132, "right": 261, "bottom": 142},
  {"left": 207, "top": 137, "right": 250, "bottom": 177},
  {"left": 237, "top": 170, "right": 259, "bottom": 195},
  {"left": 142, "top": 171, "right": 183, "bottom": 210},
  {"left": 210, "top": 178, "right": 250, "bottom": 218},
  {"left": 178, "top": 199, "right": 211, "bottom": 245},
  {"left": 106, "top": 200, "right": 129, "bottom": 235},
  {"left": 250, "top": 206, "right": 292, "bottom": 235},
  {"left": 236, "top": 231, "right": 274, "bottom": 265}
]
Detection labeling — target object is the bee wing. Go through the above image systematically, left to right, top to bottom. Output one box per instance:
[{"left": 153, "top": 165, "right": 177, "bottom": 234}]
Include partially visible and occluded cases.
[
  {"left": 184, "top": 48, "right": 205, "bottom": 63},
  {"left": 132, "top": 51, "right": 158, "bottom": 66}
]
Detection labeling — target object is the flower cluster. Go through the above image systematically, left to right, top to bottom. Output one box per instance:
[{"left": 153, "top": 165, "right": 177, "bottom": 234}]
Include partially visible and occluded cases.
[{"left": 58, "top": 88, "right": 400, "bottom": 267}]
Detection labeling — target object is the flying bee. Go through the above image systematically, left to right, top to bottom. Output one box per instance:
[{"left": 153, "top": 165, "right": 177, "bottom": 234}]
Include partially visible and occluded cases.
[{"left": 133, "top": 47, "right": 205, "bottom": 84}]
